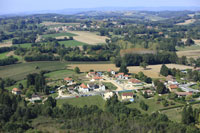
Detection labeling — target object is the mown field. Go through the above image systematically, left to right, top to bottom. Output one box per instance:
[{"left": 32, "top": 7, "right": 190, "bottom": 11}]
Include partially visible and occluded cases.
[
  {"left": 68, "top": 31, "right": 108, "bottom": 45},
  {"left": 42, "top": 32, "right": 77, "bottom": 38},
  {"left": 59, "top": 40, "right": 88, "bottom": 47},
  {"left": 0, "top": 61, "right": 68, "bottom": 81},
  {"left": 69, "top": 63, "right": 193, "bottom": 78},
  {"left": 57, "top": 96, "right": 106, "bottom": 110}
]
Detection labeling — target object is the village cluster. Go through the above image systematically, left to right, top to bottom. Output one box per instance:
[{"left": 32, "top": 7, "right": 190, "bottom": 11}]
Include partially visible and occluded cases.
[{"left": 11, "top": 67, "right": 200, "bottom": 104}]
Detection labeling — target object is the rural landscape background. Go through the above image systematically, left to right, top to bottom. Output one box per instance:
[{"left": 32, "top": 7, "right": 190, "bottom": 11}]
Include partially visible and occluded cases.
[{"left": 1, "top": 0, "right": 200, "bottom": 132}]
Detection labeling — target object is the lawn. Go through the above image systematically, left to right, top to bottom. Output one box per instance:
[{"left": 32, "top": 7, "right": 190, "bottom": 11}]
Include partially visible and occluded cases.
[
  {"left": 42, "top": 32, "right": 77, "bottom": 38},
  {"left": 59, "top": 40, "right": 88, "bottom": 47},
  {"left": 14, "top": 43, "right": 33, "bottom": 48},
  {"left": 0, "top": 52, "right": 8, "bottom": 59},
  {"left": 0, "top": 61, "right": 68, "bottom": 81},
  {"left": 45, "top": 69, "right": 75, "bottom": 80},
  {"left": 5, "top": 80, "right": 26, "bottom": 91},
  {"left": 103, "top": 82, "right": 117, "bottom": 90},
  {"left": 57, "top": 95, "right": 106, "bottom": 110},
  {"left": 161, "top": 108, "right": 183, "bottom": 123}
]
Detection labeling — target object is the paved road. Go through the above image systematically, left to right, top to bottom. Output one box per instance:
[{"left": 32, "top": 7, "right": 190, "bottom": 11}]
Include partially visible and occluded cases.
[{"left": 179, "top": 83, "right": 200, "bottom": 93}]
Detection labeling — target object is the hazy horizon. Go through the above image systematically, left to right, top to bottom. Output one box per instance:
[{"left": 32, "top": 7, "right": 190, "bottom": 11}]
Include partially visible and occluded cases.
[{"left": 1, "top": 0, "right": 200, "bottom": 15}]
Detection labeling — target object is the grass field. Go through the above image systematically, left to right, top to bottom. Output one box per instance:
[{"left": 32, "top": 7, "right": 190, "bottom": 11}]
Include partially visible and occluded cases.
[
  {"left": 68, "top": 31, "right": 108, "bottom": 45},
  {"left": 42, "top": 32, "right": 77, "bottom": 38},
  {"left": 59, "top": 40, "right": 88, "bottom": 47},
  {"left": 14, "top": 43, "right": 33, "bottom": 48},
  {"left": 176, "top": 49, "right": 200, "bottom": 59},
  {"left": 0, "top": 52, "right": 9, "bottom": 59},
  {"left": 0, "top": 61, "right": 68, "bottom": 81},
  {"left": 69, "top": 63, "right": 193, "bottom": 78},
  {"left": 103, "top": 82, "right": 117, "bottom": 90},
  {"left": 57, "top": 95, "right": 106, "bottom": 110},
  {"left": 161, "top": 108, "right": 183, "bottom": 122}
]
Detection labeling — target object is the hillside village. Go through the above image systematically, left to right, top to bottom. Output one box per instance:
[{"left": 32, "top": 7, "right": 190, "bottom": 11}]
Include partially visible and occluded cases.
[{"left": 11, "top": 65, "right": 200, "bottom": 108}]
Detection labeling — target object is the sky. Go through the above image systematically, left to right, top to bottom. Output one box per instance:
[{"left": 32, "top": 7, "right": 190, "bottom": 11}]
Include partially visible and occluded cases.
[{"left": 0, "top": 0, "right": 200, "bottom": 14}]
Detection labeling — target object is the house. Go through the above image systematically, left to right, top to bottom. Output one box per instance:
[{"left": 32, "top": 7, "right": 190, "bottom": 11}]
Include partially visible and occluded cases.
[
  {"left": 108, "top": 69, "right": 115, "bottom": 75},
  {"left": 87, "top": 72, "right": 96, "bottom": 78},
  {"left": 115, "top": 73, "right": 125, "bottom": 79},
  {"left": 124, "top": 75, "right": 129, "bottom": 80},
  {"left": 166, "top": 75, "right": 178, "bottom": 85},
  {"left": 91, "top": 76, "right": 103, "bottom": 82},
  {"left": 64, "top": 77, "right": 73, "bottom": 85},
  {"left": 129, "top": 79, "right": 142, "bottom": 85},
  {"left": 79, "top": 83, "right": 90, "bottom": 93},
  {"left": 87, "top": 83, "right": 99, "bottom": 90},
  {"left": 99, "top": 84, "right": 106, "bottom": 91},
  {"left": 168, "top": 84, "right": 178, "bottom": 92},
  {"left": 12, "top": 88, "right": 21, "bottom": 95},
  {"left": 142, "top": 90, "right": 154, "bottom": 95},
  {"left": 103, "top": 91, "right": 114, "bottom": 100},
  {"left": 121, "top": 92, "right": 134, "bottom": 100},
  {"left": 175, "top": 92, "right": 193, "bottom": 97},
  {"left": 29, "top": 94, "right": 42, "bottom": 103}
]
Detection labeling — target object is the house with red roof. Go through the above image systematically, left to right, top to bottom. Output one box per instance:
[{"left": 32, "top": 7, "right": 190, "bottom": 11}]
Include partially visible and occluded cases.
[
  {"left": 108, "top": 69, "right": 115, "bottom": 75},
  {"left": 87, "top": 72, "right": 96, "bottom": 78},
  {"left": 115, "top": 73, "right": 126, "bottom": 79},
  {"left": 91, "top": 76, "right": 103, "bottom": 81},
  {"left": 64, "top": 77, "right": 73, "bottom": 85},
  {"left": 129, "top": 78, "right": 142, "bottom": 85},
  {"left": 79, "top": 83, "right": 90, "bottom": 93},
  {"left": 168, "top": 84, "right": 178, "bottom": 92},
  {"left": 12, "top": 88, "right": 21, "bottom": 95},
  {"left": 121, "top": 92, "right": 134, "bottom": 100}
]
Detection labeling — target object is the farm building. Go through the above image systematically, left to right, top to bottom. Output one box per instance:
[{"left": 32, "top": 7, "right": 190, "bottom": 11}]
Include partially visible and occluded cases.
[
  {"left": 129, "top": 78, "right": 142, "bottom": 85},
  {"left": 168, "top": 84, "right": 178, "bottom": 92}
]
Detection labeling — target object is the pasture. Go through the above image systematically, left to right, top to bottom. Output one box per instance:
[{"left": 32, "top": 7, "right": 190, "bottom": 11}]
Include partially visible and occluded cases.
[
  {"left": 68, "top": 31, "right": 108, "bottom": 45},
  {"left": 42, "top": 32, "right": 77, "bottom": 38},
  {"left": 59, "top": 40, "right": 88, "bottom": 47},
  {"left": 176, "top": 49, "right": 200, "bottom": 59},
  {"left": 0, "top": 61, "right": 68, "bottom": 81},
  {"left": 69, "top": 63, "right": 193, "bottom": 78},
  {"left": 57, "top": 95, "right": 106, "bottom": 110}
]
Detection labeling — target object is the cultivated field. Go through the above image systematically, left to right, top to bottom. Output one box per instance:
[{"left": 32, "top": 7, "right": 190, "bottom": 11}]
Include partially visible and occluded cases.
[
  {"left": 176, "top": 19, "right": 196, "bottom": 25},
  {"left": 41, "top": 21, "right": 80, "bottom": 27},
  {"left": 68, "top": 31, "right": 108, "bottom": 45},
  {"left": 0, "top": 41, "right": 12, "bottom": 48},
  {"left": 177, "top": 49, "right": 200, "bottom": 59},
  {"left": 69, "top": 64, "right": 193, "bottom": 78}
]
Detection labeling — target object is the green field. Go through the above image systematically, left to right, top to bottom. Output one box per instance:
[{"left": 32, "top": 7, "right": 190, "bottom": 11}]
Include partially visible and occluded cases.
[
  {"left": 42, "top": 32, "right": 77, "bottom": 38},
  {"left": 59, "top": 40, "right": 88, "bottom": 47},
  {"left": 14, "top": 43, "right": 33, "bottom": 48},
  {"left": 176, "top": 45, "right": 200, "bottom": 51},
  {"left": 0, "top": 52, "right": 9, "bottom": 59},
  {"left": 0, "top": 61, "right": 68, "bottom": 81},
  {"left": 45, "top": 69, "right": 74, "bottom": 80},
  {"left": 5, "top": 80, "right": 26, "bottom": 91},
  {"left": 103, "top": 82, "right": 117, "bottom": 90},
  {"left": 57, "top": 96, "right": 106, "bottom": 110}
]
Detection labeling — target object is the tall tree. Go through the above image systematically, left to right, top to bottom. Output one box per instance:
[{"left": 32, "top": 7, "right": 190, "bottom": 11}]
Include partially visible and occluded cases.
[{"left": 160, "top": 64, "right": 169, "bottom": 76}]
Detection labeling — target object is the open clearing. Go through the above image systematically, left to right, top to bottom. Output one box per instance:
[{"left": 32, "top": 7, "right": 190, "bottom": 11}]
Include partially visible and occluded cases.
[
  {"left": 176, "top": 19, "right": 196, "bottom": 25},
  {"left": 68, "top": 31, "right": 108, "bottom": 45},
  {"left": 42, "top": 32, "right": 77, "bottom": 38},
  {"left": 59, "top": 40, "right": 88, "bottom": 47},
  {"left": 0, "top": 41, "right": 12, "bottom": 48},
  {"left": 177, "top": 49, "right": 200, "bottom": 59},
  {"left": 0, "top": 61, "right": 68, "bottom": 81},
  {"left": 69, "top": 64, "right": 193, "bottom": 78},
  {"left": 57, "top": 96, "right": 105, "bottom": 110}
]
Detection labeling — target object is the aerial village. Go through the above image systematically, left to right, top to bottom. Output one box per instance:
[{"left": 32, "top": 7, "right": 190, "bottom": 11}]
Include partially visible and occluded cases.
[{"left": 11, "top": 66, "right": 200, "bottom": 106}]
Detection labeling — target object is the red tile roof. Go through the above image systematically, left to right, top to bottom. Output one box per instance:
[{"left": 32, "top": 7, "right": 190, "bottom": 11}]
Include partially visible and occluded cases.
[
  {"left": 118, "top": 73, "right": 124, "bottom": 75},
  {"left": 125, "top": 75, "right": 129, "bottom": 77},
  {"left": 93, "top": 76, "right": 103, "bottom": 80},
  {"left": 64, "top": 77, "right": 72, "bottom": 81},
  {"left": 129, "top": 79, "right": 141, "bottom": 83},
  {"left": 80, "top": 83, "right": 88, "bottom": 89},
  {"left": 169, "top": 84, "right": 178, "bottom": 89},
  {"left": 12, "top": 88, "right": 21, "bottom": 92},
  {"left": 122, "top": 92, "right": 133, "bottom": 97},
  {"left": 176, "top": 92, "right": 192, "bottom": 96}
]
